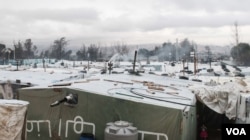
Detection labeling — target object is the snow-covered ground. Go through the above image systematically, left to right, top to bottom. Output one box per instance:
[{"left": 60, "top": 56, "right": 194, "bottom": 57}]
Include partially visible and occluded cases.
[
  {"left": 0, "top": 60, "right": 250, "bottom": 87},
  {"left": 0, "top": 60, "right": 108, "bottom": 85},
  {"left": 1, "top": 60, "right": 250, "bottom": 123},
  {"left": 0, "top": 66, "right": 83, "bottom": 86}
]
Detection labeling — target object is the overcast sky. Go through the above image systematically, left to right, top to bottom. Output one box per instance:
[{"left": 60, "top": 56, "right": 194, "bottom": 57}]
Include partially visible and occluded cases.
[{"left": 0, "top": 0, "right": 250, "bottom": 48}]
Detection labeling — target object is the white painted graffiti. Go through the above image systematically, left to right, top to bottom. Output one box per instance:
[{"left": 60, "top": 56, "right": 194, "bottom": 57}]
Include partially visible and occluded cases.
[
  {"left": 26, "top": 116, "right": 95, "bottom": 138},
  {"left": 65, "top": 116, "right": 95, "bottom": 138},
  {"left": 26, "top": 120, "right": 52, "bottom": 137}
]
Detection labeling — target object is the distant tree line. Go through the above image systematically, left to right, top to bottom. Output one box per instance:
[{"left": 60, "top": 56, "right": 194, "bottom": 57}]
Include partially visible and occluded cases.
[
  {"left": 0, "top": 37, "right": 132, "bottom": 62},
  {"left": 3, "top": 37, "right": 237, "bottom": 65},
  {"left": 40, "top": 37, "right": 72, "bottom": 60},
  {"left": 0, "top": 38, "right": 196, "bottom": 63},
  {"left": 138, "top": 38, "right": 195, "bottom": 61},
  {"left": 0, "top": 39, "right": 38, "bottom": 60}
]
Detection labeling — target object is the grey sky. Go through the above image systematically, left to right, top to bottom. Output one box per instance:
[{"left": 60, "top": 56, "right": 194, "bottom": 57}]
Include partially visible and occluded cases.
[{"left": 0, "top": 0, "right": 249, "bottom": 48}]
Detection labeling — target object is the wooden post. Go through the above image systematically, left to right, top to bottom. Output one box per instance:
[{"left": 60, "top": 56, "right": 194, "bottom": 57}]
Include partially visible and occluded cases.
[
  {"left": 133, "top": 50, "right": 137, "bottom": 72},
  {"left": 194, "top": 52, "right": 196, "bottom": 75},
  {"left": 182, "top": 59, "right": 185, "bottom": 76},
  {"left": 16, "top": 60, "right": 19, "bottom": 71}
]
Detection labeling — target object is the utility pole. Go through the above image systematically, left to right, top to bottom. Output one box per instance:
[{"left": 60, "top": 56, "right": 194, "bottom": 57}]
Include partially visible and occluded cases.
[
  {"left": 234, "top": 22, "right": 240, "bottom": 63},
  {"left": 235, "top": 22, "right": 239, "bottom": 47},
  {"left": 175, "top": 38, "right": 179, "bottom": 61},
  {"left": 13, "top": 42, "right": 16, "bottom": 60},
  {"left": 132, "top": 50, "right": 137, "bottom": 73},
  {"left": 190, "top": 51, "right": 196, "bottom": 75},
  {"left": 193, "top": 52, "right": 196, "bottom": 75},
  {"left": 87, "top": 53, "right": 90, "bottom": 71},
  {"left": 43, "top": 58, "right": 46, "bottom": 72},
  {"left": 16, "top": 59, "right": 19, "bottom": 71},
  {"left": 182, "top": 59, "right": 185, "bottom": 76}
]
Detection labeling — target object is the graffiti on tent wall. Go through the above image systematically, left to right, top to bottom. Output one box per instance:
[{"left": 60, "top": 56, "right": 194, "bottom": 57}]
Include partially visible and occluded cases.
[{"left": 26, "top": 116, "right": 95, "bottom": 138}]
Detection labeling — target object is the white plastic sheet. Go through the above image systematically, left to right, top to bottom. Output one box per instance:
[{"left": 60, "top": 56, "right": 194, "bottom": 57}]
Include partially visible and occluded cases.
[
  {"left": 189, "top": 82, "right": 249, "bottom": 119},
  {"left": 0, "top": 100, "right": 29, "bottom": 140}
]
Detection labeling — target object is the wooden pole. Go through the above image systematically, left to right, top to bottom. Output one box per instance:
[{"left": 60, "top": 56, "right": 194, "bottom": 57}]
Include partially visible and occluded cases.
[{"left": 194, "top": 52, "right": 196, "bottom": 75}]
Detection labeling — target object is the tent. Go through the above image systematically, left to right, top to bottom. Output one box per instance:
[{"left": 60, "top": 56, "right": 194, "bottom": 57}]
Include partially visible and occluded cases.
[{"left": 19, "top": 74, "right": 197, "bottom": 140}]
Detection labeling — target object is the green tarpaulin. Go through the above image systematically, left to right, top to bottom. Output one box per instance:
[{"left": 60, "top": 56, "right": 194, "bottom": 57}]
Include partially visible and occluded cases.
[{"left": 19, "top": 87, "right": 196, "bottom": 140}]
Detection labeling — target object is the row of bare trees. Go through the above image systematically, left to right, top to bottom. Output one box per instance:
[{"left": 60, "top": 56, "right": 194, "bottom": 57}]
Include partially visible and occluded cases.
[
  {"left": 1, "top": 37, "right": 203, "bottom": 63},
  {"left": 39, "top": 37, "right": 130, "bottom": 61},
  {"left": 138, "top": 38, "right": 195, "bottom": 61},
  {"left": 0, "top": 39, "right": 38, "bottom": 61},
  {"left": 75, "top": 43, "right": 130, "bottom": 61}
]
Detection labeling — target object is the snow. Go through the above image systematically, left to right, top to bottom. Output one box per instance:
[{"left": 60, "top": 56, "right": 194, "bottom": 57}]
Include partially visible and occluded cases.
[
  {"left": 1, "top": 60, "right": 250, "bottom": 111},
  {"left": 1, "top": 60, "right": 250, "bottom": 85},
  {"left": 0, "top": 66, "right": 82, "bottom": 86},
  {"left": 34, "top": 73, "right": 197, "bottom": 110},
  {"left": 0, "top": 99, "right": 29, "bottom": 106}
]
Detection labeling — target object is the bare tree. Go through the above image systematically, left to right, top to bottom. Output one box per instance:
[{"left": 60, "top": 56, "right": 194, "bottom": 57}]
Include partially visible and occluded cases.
[
  {"left": 51, "top": 37, "right": 68, "bottom": 60},
  {"left": 24, "top": 39, "right": 33, "bottom": 59},
  {"left": 24, "top": 39, "right": 38, "bottom": 59},
  {"left": 13, "top": 41, "right": 23, "bottom": 59},
  {"left": 113, "top": 42, "right": 130, "bottom": 55},
  {"left": 0, "top": 44, "right": 5, "bottom": 59},
  {"left": 76, "top": 44, "right": 87, "bottom": 60},
  {"left": 87, "top": 44, "right": 99, "bottom": 61},
  {"left": 33, "top": 45, "right": 38, "bottom": 58},
  {"left": 205, "top": 46, "right": 211, "bottom": 61},
  {"left": 1, "top": 48, "right": 12, "bottom": 62}
]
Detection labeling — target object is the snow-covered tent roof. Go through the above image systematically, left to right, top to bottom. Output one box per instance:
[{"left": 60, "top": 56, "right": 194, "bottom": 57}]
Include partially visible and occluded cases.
[{"left": 19, "top": 73, "right": 197, "bottom": 140}]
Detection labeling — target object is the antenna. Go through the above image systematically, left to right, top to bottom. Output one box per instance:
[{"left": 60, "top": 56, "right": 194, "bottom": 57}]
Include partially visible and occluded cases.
[
  {"left": 234, "top": 22, "right": 239, "bottom": 47},
  {"left": 234, "top": 22, "right": 240, "bottom": 63},
  {"left": 175, "top": 38, "right": 179, "bottom": 61}
]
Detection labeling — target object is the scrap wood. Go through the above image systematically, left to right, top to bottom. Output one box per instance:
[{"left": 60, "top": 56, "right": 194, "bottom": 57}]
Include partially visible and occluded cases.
[
  {"left": 74, "top": 78, "right": 100, "bottom": 84},
  {"left": 87, "top": 78, "right": 100, "bottom": 81},
  {"left": 103, "top": 79, "right": 133, "bottom": 85},
  {"left": 74, "top": 80, "right": 89, "bottom": 83},
  {"left": 131, "top": 80, "right": 179, "bottom": 90},
  {"left": 131, "top": 80, "right": 154, "bottom": 84},
  {"left": 131, "top": 80, "right": 142, "bottom": 83},
  {"left": 48, "top": 82, "right": 72, "bottom": 87},
  {"left": 143, "top": 82, "right": 155, "bottom": 87},
  {"left": 154, "top": 84, "right": 179, "bottom": 91},
  {"left": 147, "top": 86, "right": 164, "bottom": 91}
]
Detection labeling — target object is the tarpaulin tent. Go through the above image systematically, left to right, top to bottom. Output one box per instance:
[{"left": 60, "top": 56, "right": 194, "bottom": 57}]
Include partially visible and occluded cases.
[{"left": 19, "top": 74, "right": 197, "bottom": 140}]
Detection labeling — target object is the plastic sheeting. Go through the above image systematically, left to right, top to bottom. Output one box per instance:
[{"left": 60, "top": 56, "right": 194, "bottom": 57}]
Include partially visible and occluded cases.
[
  {"left": 0, "top": 82, "right": 14, "bottom": 99},
  {"left": 189, "top": 82, "right": 249, "bottom": 119},
  {"left": 19, "top": 87, "right": 196, "bottom": 140},
  {"left": 236, "top": 95, "right": 250, "bottom": 123},
  {"left": 0, "top": 100, "right": 29, "bottom": 140}
]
